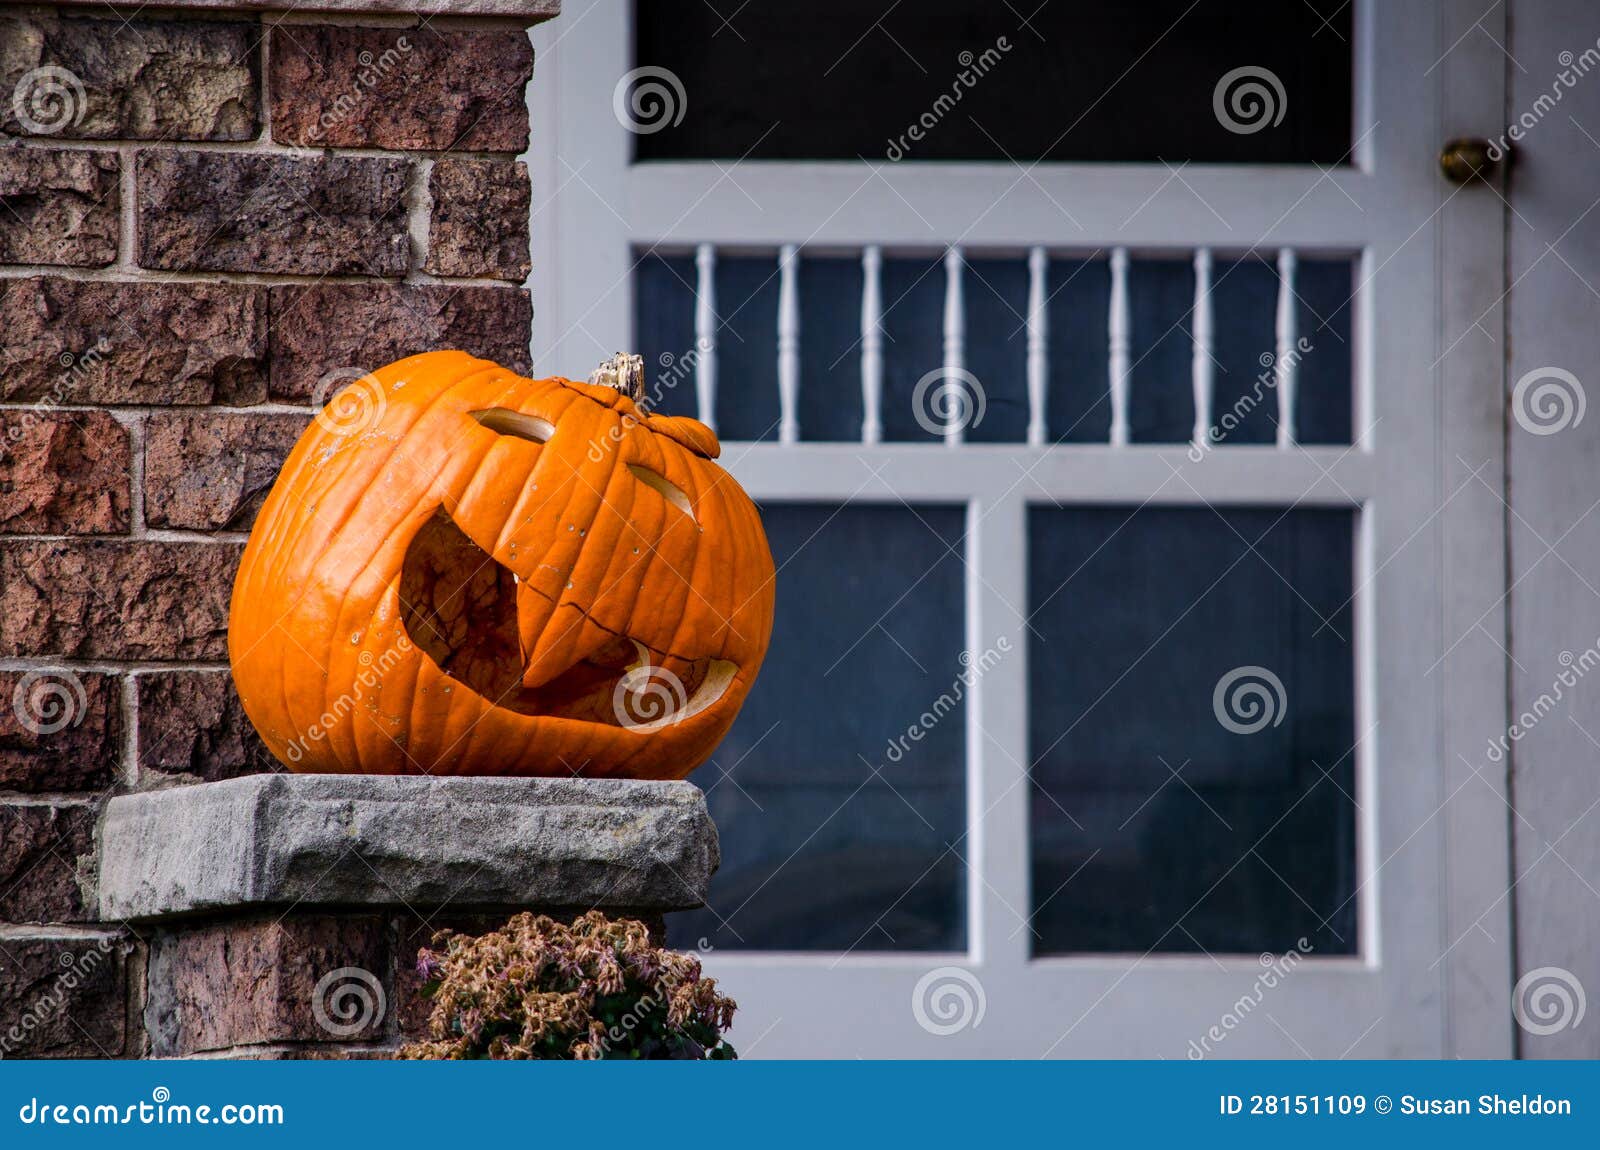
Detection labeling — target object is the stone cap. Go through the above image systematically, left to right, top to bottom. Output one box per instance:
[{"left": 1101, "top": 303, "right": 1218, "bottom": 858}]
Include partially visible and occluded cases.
[
  {"left": 53, "top": 0, "right": 559, "bottom": 18},
  {"left": 98, "top": 774, "right": 718, "bottom": 923}
]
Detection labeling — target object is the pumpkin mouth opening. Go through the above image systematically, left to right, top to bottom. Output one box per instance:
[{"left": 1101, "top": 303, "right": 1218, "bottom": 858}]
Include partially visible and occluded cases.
[{"left": 397, "top": 508, "right": 735, "bottom": 728}]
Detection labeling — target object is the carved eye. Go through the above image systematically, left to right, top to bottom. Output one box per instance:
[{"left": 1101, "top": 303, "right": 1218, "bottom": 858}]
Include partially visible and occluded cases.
[
  {"left": 470, "top": 407, "right": 555, "bottom": 444},
  {"left": 628, "top": 464, "right": 695, "bottom": 523}
]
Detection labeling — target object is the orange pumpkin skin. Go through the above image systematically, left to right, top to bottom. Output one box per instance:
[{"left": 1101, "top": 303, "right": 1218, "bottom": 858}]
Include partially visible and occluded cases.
[{"left": 229, "top": 350, "right": 775, "bottom": 779}]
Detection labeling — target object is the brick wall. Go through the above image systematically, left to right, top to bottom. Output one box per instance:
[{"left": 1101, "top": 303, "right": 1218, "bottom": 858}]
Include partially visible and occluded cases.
[{"left": 0, "top": 2, "right": 552, "bottom": 1057}]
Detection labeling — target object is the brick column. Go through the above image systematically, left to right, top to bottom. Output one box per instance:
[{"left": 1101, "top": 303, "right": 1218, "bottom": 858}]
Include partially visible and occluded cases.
[{"left": 0, "top": 0, "right": 557, "bottom": 1059}]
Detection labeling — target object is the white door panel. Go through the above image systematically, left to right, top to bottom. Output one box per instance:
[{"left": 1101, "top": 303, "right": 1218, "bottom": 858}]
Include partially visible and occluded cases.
[{"left": 528, "top": 0, "right": 1512, "bottom": 1058}]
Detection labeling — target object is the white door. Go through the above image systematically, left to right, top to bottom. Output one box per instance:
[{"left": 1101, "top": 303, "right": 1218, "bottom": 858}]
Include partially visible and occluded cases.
[{"left": 528, "top": 0, "right": 1514, "bottom": 1057}]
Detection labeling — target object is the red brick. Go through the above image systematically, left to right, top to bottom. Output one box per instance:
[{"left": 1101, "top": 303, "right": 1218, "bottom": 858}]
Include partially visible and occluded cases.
[
  {"left": 0, "top": 14, "right": 258, "bottom": 141},
  {"left": 269, "top": 27, "right": 532, "bottom": 152},
  {"left": 0, "top": 146, "right": 117, "bottom": 267},
  {"left": 136, "top": 152, "right": 409, "bottom": 276},
  {"left": 426, "top": 158, "right": 531, "bottom": 281},
  {"left": 0, "top": 278, "right": 268, "bottom": 406},
  {"left": 268, "top": 283, "right": 531, "bottom": 401},
  {"left": 0, "top": 411, "right": 129, "bottom": 535},
  {"left": 143, "top": 412, "right": 309, "bottom": 531},
  {"left": 0, "top": 541, "right": 239, "bottom": 661},
  {"left": 0, "top": 670, "right": 121, "bottom": 793},
  {"left": 136, "top": 670, "right": 278, "bottom": 782},
  {"left": 0, "top": 803, "right": 96, "bottom": 922},
  {"left": 148, "top": 916, "right": 390, "bottom": 1055},
  {"left": 0, "top": 934, "right": 129, "bottom": 1057}
]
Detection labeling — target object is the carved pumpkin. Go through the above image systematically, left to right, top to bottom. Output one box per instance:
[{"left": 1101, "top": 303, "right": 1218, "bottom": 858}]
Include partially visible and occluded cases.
[{"left": 229, "top": 350, "right": 775, "bottom": 779}]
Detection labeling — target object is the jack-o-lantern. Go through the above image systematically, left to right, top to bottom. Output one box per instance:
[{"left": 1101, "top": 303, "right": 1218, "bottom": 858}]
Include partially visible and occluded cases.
[{"left": 229, "top": 350, "right": 775, "bottom": 779}]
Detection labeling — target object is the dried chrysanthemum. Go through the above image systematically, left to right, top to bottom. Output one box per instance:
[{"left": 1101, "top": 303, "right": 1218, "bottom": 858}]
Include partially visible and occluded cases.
[{"left": 397, "top": 911, "right": 737, "bottom": 1060}]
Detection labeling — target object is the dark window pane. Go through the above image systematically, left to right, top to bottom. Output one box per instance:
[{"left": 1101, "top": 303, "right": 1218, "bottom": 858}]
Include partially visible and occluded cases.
[
  {"left": 636, "top": 1, "right": 1352, "bottom": 164},
  {"left": 633, "top": 251, "right": 1355, "bottom": 444},
  {"left": 633, "top": 252, "right": 698, "bottom": 419},
  {"left": 713, "top": 255, "right": 781, "bottom": 440},
  {"left": 798, "top": 256, "right": 866, "bottom": 441},
  {"left": 879, "top": 256, "right": 945, "bottom": 443},
  {"left": 1046, "top": 256, "right": 1111, "bottom": 443},
  {"left": 1208, "top": 256, "right": 1280, "bottom": 446},
  {"left": 964, "top": 257, "right": 1029, "bottom": 444},
  {"left": 1295, "top": 258, "right": 1355, "bottom": 445},
  {"left": 1128, "top": 259, "right": 1194, "bottom": 444},
  {"left": 670, "top": 503, "right": 969, "bottom": 952},
  {"left": 1027, "top": 506, "right": 1357, "bottom": 955}
]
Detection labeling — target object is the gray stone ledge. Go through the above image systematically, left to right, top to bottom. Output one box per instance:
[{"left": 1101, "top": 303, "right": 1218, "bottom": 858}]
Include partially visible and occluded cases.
[
  {"left": 51, "top": 0, "right": 559, "bottom": 19},
  {"left": 98, "top": 774, "right": 718, "bottom": 922}
]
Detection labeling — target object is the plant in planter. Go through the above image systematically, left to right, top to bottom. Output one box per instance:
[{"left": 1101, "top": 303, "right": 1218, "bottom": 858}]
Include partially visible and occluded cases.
[{"left": 399, "top": 910, "right": 738, "bottom": 1060}]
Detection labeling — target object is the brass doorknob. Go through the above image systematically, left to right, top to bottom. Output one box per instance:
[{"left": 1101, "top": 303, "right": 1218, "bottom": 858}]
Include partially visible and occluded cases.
[{"left": 1439, "top": 137, "right": 1504, "bottom": 184}]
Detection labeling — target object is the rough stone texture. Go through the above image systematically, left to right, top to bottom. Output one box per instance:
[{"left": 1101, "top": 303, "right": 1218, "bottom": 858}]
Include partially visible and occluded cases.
[
  {"left": 0, "top": 15, "right": 259, "bottom": 141},
  {"left": 269, "top": 26, "right": 533, "bottom": 151},
  {"left": 0, "top": 146, "right": 117, "bottom": 267},
  {"left": 136, "top": 152, "right": 409, "bottom": 276},
  {"left": 426, "top": 158, "right": 531, "bottom": 281},
  {"left": 0, "top": 277, "right": 269, "bottom": 406},
  {"left": 268, "top": 282, "right": 532, "bottom": 400},
  {"left": 0, "top": 411, "right": 130, "bottom": 534},
  {"left": 143, "top": 412, "right": 309, "bottom": 531},
  {"left": 0, "top": 541, "right": 240, "bottom": 660},
  {"left": 0, "top": 670, "right": 121, "bottom": 793},
  {"left": 136, "top": 670, "right": 278, "bottom": 782},
  {"left": 99, "top": 775, "right": 720, "bottom": 922},
  {"left": 0, "top": 803, "right": 97, "bottom": 922},
  {"left": 145, "top": 916, "right": 389, "bottom": 1055},
  {"left": 0, "top": 934, "right": 129, "bottom": 1058}
]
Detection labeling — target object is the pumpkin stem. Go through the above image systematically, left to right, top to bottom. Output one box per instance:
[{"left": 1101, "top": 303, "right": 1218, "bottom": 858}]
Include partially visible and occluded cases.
[{"left": 589, "top": 353, "right": 647, "bottom": 406}]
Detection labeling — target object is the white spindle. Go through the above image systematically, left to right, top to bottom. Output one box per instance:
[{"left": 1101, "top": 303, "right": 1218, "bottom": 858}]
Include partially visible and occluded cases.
[
  {"left": 694, "top": 243, "right": 717, "bottom": 432},
  {"left": 777, "top": 244, "right": 801, "bottom": 445},
  {"left": 861, "top": 246, "right": 884, "bottom": 445},
  {"left": 942, "top": 246, "right": 966, "bottom": 446},
  {"left": 1026, "top": 246, "right": 1049, "bottom": 447},
  {"left": 1108, "top": 247, "right": 1131, "bottom": 447},
  {"left": 1191, "top": 248, "right": 1214, "bottom": 450},
  {"left": 1275, "top": 248, "right": 1298, "bottom": 448}
]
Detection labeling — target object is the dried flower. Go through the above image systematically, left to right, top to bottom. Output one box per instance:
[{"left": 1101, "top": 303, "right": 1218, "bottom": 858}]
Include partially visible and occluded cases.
[{"left": 397, "top": 911, "right": 737, "bottom": 1060}]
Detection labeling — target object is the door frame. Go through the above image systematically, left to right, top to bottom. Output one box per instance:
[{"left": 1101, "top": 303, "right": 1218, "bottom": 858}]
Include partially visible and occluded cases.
[{"left": 526, "top": 0, "right": 1514, "bottom": 1057}]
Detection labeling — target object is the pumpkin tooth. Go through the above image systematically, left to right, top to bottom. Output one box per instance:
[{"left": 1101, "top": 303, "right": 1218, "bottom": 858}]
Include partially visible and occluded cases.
[{"left": 518, "top": 590, "right": 624, "bottom": 691}]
